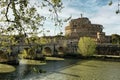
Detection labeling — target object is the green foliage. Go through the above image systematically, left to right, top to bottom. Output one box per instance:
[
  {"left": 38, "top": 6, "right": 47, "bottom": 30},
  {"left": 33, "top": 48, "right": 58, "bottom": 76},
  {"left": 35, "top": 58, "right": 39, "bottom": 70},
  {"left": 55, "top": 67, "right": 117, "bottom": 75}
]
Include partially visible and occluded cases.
[
  {"left": 0, "top": 0, "right": 64, "bottom": 58},
  {"left": 0, "top": 0, "right": 64, "bottom": 43},
  {"left": 51, "top": 0, "right": 61, "bottom": 5},
  {"left": 109, "top": 0, "right": 120, "bottom": 14},
  {"left": 108, "top": 1, "right": 113, "bottom": 6},
  {"left": 116, "top": 10, "right": 120, "bottom": 14},
  {"left": 111, "top": 34, "right": 120, "bottom": 44},
  {"left": 0, "top": 35, "right": 18, "bottom": 57},
  {"left": 78, "top": 37, "right": 96, "bottom": 56},
  {"left": 39, "top": 38, "right": 49, "bottom": 45},
  {"left": 21, "top": 48, "right": 36, "bottom": 59},
  {"left": 21, "top": 49, "right": 28, "bottom": 58},
  {"left": 0, "top": 50, "right": 8, "bottom": 60}
]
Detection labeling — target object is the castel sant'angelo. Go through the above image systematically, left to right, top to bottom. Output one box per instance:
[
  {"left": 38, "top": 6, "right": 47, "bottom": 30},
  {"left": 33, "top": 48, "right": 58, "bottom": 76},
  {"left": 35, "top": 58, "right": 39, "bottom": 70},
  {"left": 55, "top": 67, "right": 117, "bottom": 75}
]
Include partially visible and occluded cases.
[
  {"left": 41, "top": 16, "right": 119, "bottom": 55},
  {"left": 63, "top": 16, "right": 120, "bottom": 55},
  {"left": 65, "top": 16, "right": 111, "bottom": 43}
]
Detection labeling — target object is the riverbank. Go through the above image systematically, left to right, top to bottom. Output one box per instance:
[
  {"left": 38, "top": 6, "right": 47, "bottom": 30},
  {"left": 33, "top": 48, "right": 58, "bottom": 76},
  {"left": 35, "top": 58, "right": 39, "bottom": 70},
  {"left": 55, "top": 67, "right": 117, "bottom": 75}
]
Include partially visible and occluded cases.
[
  {"left": 1, "top": 54, "right": 120, "bottom": 66},
  {"left": 54, "top": 54, "right": 120, "bottom": 62},
  {"left": 86, "top": 55, "right": 120, "bottom": 62},
  {"left": 0, "top": 56, "right": 120, "bottom": 80},
  {"left": 0, "top": 59, "right": 19, "bottom": 65},
  {"left": 25, "top": 59, "right": 120, "bottom": 80}
]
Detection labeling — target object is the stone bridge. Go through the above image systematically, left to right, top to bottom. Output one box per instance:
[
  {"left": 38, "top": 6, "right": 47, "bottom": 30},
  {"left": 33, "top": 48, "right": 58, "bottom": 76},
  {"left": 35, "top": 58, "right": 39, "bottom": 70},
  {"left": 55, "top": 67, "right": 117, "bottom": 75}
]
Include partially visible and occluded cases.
[
  {"left": 9, "top": 43, "right": 66, "bottom": 55},
  {"left": 40, "top": 43, "right": 66, "bottom": 55}
]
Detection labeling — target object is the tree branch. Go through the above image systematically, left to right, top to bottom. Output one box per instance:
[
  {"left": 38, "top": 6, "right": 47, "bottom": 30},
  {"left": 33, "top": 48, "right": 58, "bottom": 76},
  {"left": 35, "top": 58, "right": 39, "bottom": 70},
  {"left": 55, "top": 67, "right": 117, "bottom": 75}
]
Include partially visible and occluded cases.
[
  {"left": 45, "top": 0, "right": 59, "bottom": 21},
  {"left": 5, "top": 1, "right": 15, "bottom": 23}
]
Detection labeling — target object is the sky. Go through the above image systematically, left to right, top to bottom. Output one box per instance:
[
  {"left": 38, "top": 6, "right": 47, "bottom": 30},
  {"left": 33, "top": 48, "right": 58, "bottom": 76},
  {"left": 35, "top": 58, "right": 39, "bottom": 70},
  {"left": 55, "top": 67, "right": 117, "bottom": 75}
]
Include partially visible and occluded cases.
[
  {"left": 0, "top": 0, "right": 120, "bottom": 36},
  {"left": 38, "top": 0, "right": 120, "bottom": 36},
  {"left": 62, "top": 0, "right": 120, "bottom": 35}
]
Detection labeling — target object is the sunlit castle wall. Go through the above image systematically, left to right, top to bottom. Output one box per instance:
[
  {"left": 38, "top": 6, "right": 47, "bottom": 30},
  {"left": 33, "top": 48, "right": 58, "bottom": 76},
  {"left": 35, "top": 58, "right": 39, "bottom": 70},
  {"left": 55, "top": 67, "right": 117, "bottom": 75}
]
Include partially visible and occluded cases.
[{"left": 65, "top": 17, "right": 106, "bottom": 43}]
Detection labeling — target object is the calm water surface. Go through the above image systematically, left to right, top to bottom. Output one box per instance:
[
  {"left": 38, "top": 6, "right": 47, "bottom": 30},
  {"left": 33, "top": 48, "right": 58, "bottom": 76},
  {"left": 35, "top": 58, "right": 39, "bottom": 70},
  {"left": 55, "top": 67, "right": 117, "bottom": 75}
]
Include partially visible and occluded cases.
[{"left": 0, "top": 59, "right": 120, "bottom": 80}]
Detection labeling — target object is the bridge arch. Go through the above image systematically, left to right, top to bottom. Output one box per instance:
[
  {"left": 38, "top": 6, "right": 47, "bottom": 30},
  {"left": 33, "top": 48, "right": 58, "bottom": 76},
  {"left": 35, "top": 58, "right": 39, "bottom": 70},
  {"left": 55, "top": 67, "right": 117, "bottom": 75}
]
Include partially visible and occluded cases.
[
  {"left": 57, "top": 46, "right": 64, "bottom": 54},
  {"left": 43, "top": 47, "right": 52, "bottom": 55}
]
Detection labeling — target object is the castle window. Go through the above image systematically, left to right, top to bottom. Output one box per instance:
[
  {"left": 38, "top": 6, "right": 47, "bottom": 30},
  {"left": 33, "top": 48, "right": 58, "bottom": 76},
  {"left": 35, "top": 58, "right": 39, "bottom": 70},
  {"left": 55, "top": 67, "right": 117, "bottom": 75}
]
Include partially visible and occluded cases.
[
  {"left": 73, "top": 25, "right": 77, "bottom": 27},
  {"left": 74, "top": 29, "right": 76, "bottom": 32}
]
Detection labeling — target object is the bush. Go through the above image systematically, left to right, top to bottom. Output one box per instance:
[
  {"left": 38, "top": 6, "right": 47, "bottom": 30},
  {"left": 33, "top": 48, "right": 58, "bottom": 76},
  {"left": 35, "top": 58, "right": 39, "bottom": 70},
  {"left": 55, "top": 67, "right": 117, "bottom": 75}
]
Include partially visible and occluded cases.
[
  {"left": 78, "top": 37, "right": 96, "bottom": 56},
  {"left": 21, "top": 48, "right": 35, "bottom": 59}
]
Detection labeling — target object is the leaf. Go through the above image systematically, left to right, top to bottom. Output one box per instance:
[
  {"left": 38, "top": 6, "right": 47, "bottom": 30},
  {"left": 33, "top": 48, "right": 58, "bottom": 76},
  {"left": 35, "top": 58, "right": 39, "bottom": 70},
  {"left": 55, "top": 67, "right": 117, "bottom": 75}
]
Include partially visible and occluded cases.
[
  {"left": 51, "top": 0, "right": 61, "bottom": 5},
  {"left": 109, "top": 1, "right": 113, "bottom": 6},
  {"left": 42, "top": 2, "right": 46, "bottom": 7},
  {"left": 1, "top": 9, "right": 6, "bottom": 14},
  {"left": 49, "top": 9, "right": 52, "bottom": 12},
  {"left": 116, "top": 10, "right": 119, "bottom": 14},
  {"left": 64, "top": 16, "right": 72, "bottom": 22},
  {"left": 60, "top": 32, "right": 63, "bottom": 35},
  {"left": 78, "top": 37, "right": 96, "bottom": 56}
]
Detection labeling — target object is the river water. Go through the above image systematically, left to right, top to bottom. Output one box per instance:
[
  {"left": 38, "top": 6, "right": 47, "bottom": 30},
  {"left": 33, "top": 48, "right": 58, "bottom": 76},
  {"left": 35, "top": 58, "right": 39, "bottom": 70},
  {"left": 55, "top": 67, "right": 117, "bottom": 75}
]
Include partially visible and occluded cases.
[{"left": 0, "top": 59, "right": 120, "bottom": 80}]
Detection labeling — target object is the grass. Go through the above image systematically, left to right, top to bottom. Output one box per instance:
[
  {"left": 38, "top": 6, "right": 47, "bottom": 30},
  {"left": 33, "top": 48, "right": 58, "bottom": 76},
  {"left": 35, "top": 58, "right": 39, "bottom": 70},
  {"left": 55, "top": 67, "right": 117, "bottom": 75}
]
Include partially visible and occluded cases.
[
  {"left": 46, "top": 57, "right": 64, "bottom": 61},
  {"left": 19, "top": 59, "right": 46, "bottom": 65},
  {"left": 0, "top": 64, "right": 16, "bottom": 73}
]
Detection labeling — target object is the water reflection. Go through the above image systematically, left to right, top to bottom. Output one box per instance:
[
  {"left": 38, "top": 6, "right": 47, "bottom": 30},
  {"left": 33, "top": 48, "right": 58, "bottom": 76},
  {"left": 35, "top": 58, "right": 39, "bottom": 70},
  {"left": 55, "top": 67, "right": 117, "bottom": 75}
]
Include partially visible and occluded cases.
[
  {"left": 0, "top": 59, "right": 120, "bottom": 80},
  {"left": 0, "top": 59, "right": 78, "bottom": 80},
  {"left": 28, "top": 60, "right": 120, "bottom": 80}
]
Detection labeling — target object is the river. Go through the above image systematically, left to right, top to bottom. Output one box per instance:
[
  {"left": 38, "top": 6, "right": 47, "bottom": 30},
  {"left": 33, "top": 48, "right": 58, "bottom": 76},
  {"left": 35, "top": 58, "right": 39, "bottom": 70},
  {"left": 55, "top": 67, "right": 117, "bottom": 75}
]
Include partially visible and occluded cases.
[{"left": 0, "top": 59, "right": 120, "bottom": 80}]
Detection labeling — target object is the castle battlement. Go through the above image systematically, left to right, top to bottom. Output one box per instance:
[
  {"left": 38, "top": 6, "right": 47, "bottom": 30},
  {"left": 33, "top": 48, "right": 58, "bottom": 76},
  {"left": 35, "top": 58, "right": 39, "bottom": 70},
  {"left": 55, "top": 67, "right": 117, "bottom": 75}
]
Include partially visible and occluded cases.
[{"left": 65, "top": 17, "right": 111, "bottom": 43}]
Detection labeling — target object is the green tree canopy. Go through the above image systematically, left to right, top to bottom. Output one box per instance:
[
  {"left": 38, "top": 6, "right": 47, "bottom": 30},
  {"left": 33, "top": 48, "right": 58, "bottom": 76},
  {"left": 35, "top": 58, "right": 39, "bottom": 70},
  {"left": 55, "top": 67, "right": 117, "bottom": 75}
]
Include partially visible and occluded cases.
[
  {"left": 0, "top": 0, "right": 63, "bottom": 43},
  {"left": 0, "top": 0, "right": 65, "bottom": 57},
  {"left": 111, "top": 34, "right": 120, "bottom": 44},
  {"left": 78, "top": 37, "right": 96, "bottom": 56}
]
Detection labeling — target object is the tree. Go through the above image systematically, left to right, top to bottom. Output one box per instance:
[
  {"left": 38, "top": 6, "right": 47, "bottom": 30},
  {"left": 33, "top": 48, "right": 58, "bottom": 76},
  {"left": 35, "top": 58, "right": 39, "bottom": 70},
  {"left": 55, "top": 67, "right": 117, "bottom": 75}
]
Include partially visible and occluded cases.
[
  {"left": 0, "top": 0, "right": 64, "bottom": 59},
  {"left": 0, "top": 0, "right": 63, "bottom": 42},
  {"left": 111, "top": 34, "right": 120, "bottom": 44},
  {"left": 39, "top": 37, "right": 49, "bottom": 45},
  {"left": 78, "top": 37, "right": 96, "bottom": 56}
]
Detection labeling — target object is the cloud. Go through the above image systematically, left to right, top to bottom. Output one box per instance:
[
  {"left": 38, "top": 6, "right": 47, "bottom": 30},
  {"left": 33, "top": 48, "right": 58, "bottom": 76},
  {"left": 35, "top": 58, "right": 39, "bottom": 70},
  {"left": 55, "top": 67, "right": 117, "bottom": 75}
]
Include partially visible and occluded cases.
[
  {"left": 1, "top": 0, "right": 119, "bottom": 36},
  {"left": 29, "top": 0, "right": 120, "bottom": 36},
  {"left": 60, "top": 0, "right": 120, "bottom": 35},
  {"left": 89, "top": 1, "right": 120, "bottom": 35}
]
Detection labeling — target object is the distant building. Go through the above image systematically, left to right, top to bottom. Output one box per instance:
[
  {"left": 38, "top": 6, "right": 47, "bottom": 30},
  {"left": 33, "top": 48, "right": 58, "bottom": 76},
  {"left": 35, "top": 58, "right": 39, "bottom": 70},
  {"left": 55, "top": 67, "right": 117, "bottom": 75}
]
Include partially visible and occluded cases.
[
  {"left": 0, "top": 17, "right": 118, "bottom": 55},
  {"left": 35, "top": 17, "right": 114, "bottom": 54},
  {"left": 65, "top": 17, "right": 111, "bottom": 43}
]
